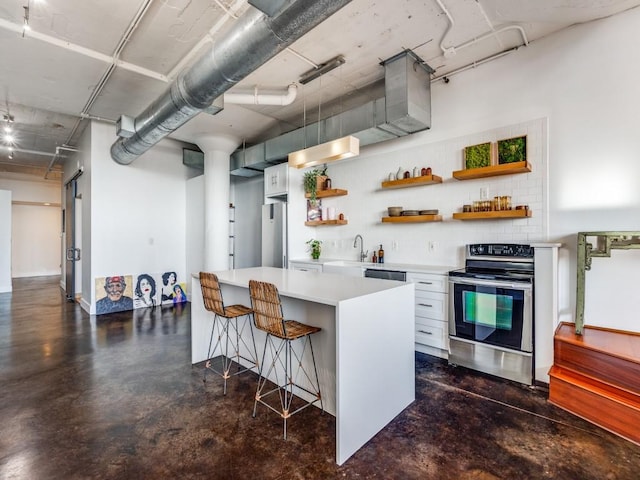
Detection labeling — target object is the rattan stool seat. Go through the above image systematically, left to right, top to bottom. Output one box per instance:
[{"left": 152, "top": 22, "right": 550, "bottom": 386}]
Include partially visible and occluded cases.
[
  {"left": 200, "top": 272, "right": 259, "bottom": 394},
  {"left": 249, "top": 279, "right": 323, "bottom": 439},
  {"left": 222, "top": 304, "right": 253, "bottom": 318},
  {"left": 274, "top": 320, "right": 321, "bottom": 340}
]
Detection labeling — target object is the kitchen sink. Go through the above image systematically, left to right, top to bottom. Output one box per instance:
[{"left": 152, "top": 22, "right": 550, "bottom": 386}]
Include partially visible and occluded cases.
[
  {"left": 323, "top": 260, "right": 369, "bottom": 277},
  {"left": 323, "top": 260, "right": 398, "bottom": 277},
  {"left": 324, "top": 260, "right": 379, "bottom": 268}
]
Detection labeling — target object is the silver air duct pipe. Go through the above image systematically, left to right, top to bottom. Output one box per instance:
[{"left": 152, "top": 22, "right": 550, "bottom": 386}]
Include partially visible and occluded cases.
[{"left": 110, "top": 0, "right": 352, "bottom": 165}]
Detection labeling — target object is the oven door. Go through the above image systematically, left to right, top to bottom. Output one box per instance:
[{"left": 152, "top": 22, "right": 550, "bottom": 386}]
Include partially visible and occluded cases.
[{"left": 449, "top": 276, "right": 532, "bottom": 352}]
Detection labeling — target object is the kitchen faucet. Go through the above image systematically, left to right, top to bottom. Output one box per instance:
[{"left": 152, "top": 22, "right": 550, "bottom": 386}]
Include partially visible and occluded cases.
[{"left": 353, "top": 234, "right": 368, "bottom": 262}]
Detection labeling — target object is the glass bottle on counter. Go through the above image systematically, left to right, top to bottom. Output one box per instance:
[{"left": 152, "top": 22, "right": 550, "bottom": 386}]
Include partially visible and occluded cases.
[{"left": 378, "top": 244, "right": 384, "bottom": 264}]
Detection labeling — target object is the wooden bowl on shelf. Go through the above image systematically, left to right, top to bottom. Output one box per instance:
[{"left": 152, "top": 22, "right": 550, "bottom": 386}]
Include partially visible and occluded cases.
[{"left": 388, "top": 206, "right": 403, "bottom": 217}]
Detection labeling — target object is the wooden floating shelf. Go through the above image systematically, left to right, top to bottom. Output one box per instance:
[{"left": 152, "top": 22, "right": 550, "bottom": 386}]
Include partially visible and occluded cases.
[
  {"left": 452, "top": 161, "right": 531, "bottom": 180},
  {"left": 381, "top": 174, "right": 442, "bottom": 189},
  {"left": 305, "top": 188, "right": 348, "bottom": 199},
  {"left": 452, "top": 210, "right": 532, "bottom": 220},
  {"left": 382, "top": 214, "right": 443, "bottom": 223},
  {"left": 304, "top": 219, "right": 348, "bottom": 226}
]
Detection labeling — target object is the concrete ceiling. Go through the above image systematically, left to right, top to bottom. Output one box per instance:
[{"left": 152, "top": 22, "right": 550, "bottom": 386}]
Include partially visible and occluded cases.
[{"left": 1, "top": 0, "right": 639, "bottom": 180}]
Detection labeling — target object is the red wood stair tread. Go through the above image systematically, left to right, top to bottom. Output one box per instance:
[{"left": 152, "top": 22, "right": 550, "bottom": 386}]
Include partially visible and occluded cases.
[{"left": 554, "top": 322, "right": 640, "bottom": 363}]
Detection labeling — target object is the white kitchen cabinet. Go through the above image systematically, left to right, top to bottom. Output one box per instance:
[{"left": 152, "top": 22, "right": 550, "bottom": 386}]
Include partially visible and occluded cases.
[
  {"left": 264, "top": 163, "right": 289, "bottom": 198},
  {"left": 289, "top": 261, "right": 322, "bottom": 272},
  {"left": 407, "top": 271, "right": 449, "bottom": 359}
]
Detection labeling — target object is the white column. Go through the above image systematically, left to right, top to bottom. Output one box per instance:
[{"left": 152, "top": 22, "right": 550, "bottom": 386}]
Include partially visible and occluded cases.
[{"left": 194, "top": 134, "right": 240, "bottom": 271}]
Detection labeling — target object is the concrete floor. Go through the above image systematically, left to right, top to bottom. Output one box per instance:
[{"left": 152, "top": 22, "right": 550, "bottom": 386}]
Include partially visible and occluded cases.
[{"left": 1, "top": 275, "right": 639, "bottom": 479}]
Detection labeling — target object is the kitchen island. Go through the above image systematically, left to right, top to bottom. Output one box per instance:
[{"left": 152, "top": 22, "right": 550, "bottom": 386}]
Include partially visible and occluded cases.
[{"left": 191, "top": 267, "right": 415, "bottom": 465}]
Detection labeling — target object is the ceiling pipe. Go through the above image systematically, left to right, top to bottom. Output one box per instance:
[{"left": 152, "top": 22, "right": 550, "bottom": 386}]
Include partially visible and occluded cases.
[
  {"left": 111, "top": 0, "right": 352, "bottom": 165},
  {"left": 166, "top": 0, "right": 248, "bottom": 79},
  {"left": 434, "top": 0, "right": 528, "bottom": 59},
  {"left": 434, "top": 0, "right": 456, "bottom": 57},
  {"left": 0, "top": 17, "right": 167, "bottom": 83},
  {"left": 224, "top": 84, "right": 298, "bottom": 106},
  {"left": 0, "top": 145, "right": 56, "bottom": 157},
  {"left": 44, "top": 145, "right": 80, "bottom": 179}
]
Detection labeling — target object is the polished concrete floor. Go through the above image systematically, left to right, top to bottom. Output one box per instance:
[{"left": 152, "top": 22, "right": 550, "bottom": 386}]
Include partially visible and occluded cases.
[{"left": 2, "top": 276, "right": 640, "bottom": 479}]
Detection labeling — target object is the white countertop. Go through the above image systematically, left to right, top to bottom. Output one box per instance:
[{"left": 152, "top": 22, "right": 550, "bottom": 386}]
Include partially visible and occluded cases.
[
  {"left": 530, "top": 242, "right": 563, "bottom": 248},
  {"left": 291, "top": 258, "right": 457, "bottom": 275},
  {"left": 196, "top": 267, "right": 409, "bottom": 306}
]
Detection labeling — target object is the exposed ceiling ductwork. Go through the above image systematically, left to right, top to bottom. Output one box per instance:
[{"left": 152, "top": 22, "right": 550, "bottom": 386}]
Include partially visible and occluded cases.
[
  {"left": 110, "top": 0, "right": 353, "bottom": 165},
  {"left": 230, "top": 49, "right": 434, "bottom": 177}
]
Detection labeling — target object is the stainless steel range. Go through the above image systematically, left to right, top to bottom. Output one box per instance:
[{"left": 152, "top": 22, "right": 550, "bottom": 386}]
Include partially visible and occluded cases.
[{"left": 448, "top": 244, "right": 534, "bottom": 385}]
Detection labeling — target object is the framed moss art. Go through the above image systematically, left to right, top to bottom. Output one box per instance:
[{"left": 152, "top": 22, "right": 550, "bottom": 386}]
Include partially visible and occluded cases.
[
  {"left": 497, "top": 135, "right": 527, "bottom": 164},
  {"left": 464, "top": 142, "right": 492, "bottom": 169}
]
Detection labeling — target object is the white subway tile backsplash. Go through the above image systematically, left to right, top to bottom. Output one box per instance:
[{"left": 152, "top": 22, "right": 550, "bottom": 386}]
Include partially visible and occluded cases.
[{"left": 310, "top": 118, "right": 548, "bottom": 266}]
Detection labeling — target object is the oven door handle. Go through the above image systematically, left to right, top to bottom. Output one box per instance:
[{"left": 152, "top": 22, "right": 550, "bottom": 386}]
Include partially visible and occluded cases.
[{"left": 449, "top": 277, "right": 532, "bottom": 290}]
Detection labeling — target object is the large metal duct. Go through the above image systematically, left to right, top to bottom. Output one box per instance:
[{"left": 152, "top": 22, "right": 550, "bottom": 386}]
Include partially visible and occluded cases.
[{"left": 110, "top": 0, "right": 353, "bottom": 165}]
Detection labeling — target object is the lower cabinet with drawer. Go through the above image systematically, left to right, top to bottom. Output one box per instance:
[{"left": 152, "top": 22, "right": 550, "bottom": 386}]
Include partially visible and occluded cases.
[
  {"left": 289, "top": 261, "right": 323, "bottom": 272},
  {"left": 407, "top": 271, "right": 449, "bottom": 359}
]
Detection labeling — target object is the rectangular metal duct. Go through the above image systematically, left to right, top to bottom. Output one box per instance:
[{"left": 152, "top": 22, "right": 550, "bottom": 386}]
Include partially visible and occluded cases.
[
  {"left": 230, "top": 49, "right": 433, "bottom": 175},
  {"left": 380, "top": 49, "right": 434, "bottom": 134},
  {"left": 324, "top": 98, "right": 398, "bottom": 145},
  {"left": 264, "top": 127, "right": 322, "bottom": 163},
  {"left": 230, "top": 143, "right": 269, "bottom": 177}
]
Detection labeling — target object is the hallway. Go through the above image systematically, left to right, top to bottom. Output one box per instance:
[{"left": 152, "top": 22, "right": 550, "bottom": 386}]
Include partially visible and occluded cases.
[{"left": 1, "top": 276, "right": 639, "bottom": 479}]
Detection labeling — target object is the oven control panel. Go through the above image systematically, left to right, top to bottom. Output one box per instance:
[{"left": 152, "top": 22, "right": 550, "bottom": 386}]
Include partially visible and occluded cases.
[{"left": 468, "top": 244, "right": 534, "bottom": 258}]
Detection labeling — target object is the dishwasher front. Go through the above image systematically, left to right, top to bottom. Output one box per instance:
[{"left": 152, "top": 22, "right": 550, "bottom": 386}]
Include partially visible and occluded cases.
[{"left": 364, "top": 268, "right": 406, "bottom": 282}]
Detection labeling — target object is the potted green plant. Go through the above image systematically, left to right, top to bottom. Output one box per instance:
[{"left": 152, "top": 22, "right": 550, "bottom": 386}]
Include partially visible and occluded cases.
[
  {"left": 303, "top": 165, "right": 328, "bottom": 203},
  {"left": 306, "top": 238, "right": 322, "bottom": 260}
]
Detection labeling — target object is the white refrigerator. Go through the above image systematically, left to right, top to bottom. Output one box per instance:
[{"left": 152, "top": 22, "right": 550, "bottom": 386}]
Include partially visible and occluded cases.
[{"left": 261, "top": 202, "right": 288, "bottom": 268}]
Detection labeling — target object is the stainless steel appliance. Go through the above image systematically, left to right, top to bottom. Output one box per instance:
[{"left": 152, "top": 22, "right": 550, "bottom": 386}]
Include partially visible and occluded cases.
[
  {"left": 261, "top": 202, "right": 287, "bottom": 268},
  {"left": 448, "top": 244, "right": 534, "bottom": 385},
  {"left": 364, "top": 268, "right": 406, "bottom": 281}
]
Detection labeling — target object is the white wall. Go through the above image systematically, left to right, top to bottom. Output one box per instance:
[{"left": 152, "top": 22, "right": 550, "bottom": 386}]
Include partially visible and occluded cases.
[
  {"left": 287, "top": 7, "right": 640, "bottom": 332},
  {"left": 88, "top": 121, "right": 198, "bottom": 313},
  {"left": 0, "top": 176, "right": 62, "bottom": 279},
  {"left": 0, "top": 189, "right": 11, "bottom": 292},
  {"left": 12, "top": 204, "right": 61, "bottom": 277}
]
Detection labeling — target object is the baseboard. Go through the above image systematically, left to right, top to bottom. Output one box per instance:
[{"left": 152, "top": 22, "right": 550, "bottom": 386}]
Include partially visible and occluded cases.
[
  {"left": 0, "top": 283, "right": 11, "bottom": 293},
  {"left": 80, "top": 298, "right": 91, "bottom": 314}
]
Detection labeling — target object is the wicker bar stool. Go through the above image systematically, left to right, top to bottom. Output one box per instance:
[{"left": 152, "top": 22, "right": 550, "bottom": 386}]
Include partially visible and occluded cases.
[
  {"left": 200, "top": 272, "right": 259, "bottom": 394},
  {"left": 249, "top": 279, "right": 323, "bottom": 439}
]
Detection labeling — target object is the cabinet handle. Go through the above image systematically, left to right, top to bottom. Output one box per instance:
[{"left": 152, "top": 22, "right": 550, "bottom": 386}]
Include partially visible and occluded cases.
[
  {"left": 299, "top": 268, "right": 308, "bottom": 271},
  {"left": 418, "top": 281, "right": 433, "bottom": 285},
  {"left": 418, "top": 303, "right": 433, "bottom": 308},
  {"left": 418, "top": 330, "right": 433, "bottom": 335}
]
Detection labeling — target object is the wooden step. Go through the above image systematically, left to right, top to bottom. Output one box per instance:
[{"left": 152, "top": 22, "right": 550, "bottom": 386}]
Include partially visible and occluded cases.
[
  {"left": 553, "top": 322, "right": 640, "bottom": 394},
  {"left": 549, "top": 365, "right": 640, "bottom": 445}
]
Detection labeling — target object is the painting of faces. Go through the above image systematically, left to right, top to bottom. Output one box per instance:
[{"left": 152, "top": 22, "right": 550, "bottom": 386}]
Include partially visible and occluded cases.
[
  {"left": 95, "top": 270, "right": 186, "bottom": 315},
  {"left": 160, "top": 271, "right": 187, "bottom": 306},
  {"left": 133, "top": 273, "right": 161, "bottom": 309},
  {"left": 95, "top": 275, "right": 134, "bottom": 315}
]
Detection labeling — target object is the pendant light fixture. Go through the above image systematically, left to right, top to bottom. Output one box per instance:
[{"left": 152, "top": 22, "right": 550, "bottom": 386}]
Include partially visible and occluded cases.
[
  {"left": 288, "top": 54, "right": 359, "bottom": 169},
  {"left": 288, "top": 135, "right": 359, "bottom": 169}
]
